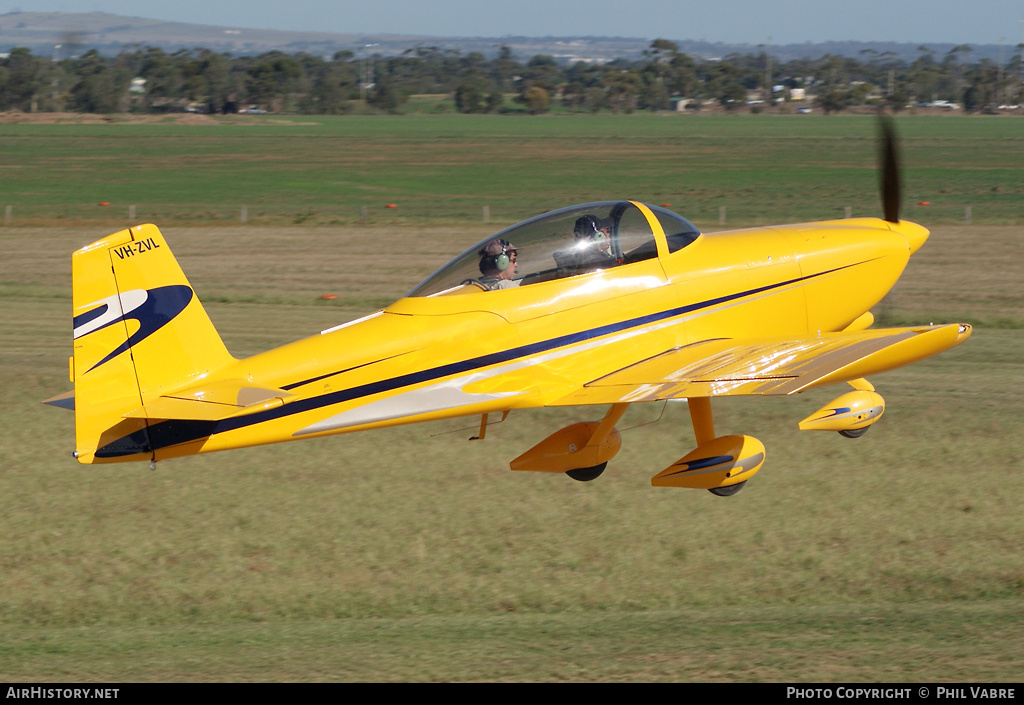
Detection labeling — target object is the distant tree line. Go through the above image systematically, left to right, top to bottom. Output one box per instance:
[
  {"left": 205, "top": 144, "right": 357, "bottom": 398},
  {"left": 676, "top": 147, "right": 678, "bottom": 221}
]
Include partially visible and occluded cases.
[{"left": 1, "top": 40, "right": 1021, "bottom": 115}]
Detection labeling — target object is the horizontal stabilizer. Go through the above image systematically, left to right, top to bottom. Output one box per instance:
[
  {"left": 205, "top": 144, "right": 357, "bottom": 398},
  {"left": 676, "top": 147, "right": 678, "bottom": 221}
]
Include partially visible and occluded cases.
[
  {"left": 552, "top": 323, "right": 972, "bottom": 405},
  {"left": 122, "top": 380, "right": 293, "bottom": 421},
  {"left": 42, "top": 390, "right": 75, "bottom": 411}
]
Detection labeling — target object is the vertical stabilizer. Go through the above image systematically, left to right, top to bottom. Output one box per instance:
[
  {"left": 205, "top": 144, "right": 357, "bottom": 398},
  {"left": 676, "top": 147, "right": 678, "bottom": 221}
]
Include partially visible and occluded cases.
[{"left": 71, "top": 225, "right": 233, "bottom": 463}]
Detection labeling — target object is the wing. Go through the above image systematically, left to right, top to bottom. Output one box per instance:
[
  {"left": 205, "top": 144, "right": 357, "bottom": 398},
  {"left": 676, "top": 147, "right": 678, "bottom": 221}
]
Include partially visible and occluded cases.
[{"left": 551, "top": 323, "right": 971, "bottom": 406}]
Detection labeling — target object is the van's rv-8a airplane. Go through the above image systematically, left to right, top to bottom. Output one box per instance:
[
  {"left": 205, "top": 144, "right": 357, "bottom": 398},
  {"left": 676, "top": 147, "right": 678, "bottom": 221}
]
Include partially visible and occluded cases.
[{"left": 45, "top": 121, "right": 971, "bottom": 495}]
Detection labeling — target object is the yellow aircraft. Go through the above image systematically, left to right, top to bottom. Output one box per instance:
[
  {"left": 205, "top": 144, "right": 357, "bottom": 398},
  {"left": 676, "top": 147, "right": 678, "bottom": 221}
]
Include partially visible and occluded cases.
[{"left": 46, "top": 121, "right": 970, "bottom": 495}]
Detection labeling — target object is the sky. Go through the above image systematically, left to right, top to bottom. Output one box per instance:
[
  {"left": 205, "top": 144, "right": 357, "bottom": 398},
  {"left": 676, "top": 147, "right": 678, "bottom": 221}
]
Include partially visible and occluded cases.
[{"left": 11, "top": 1, "right": 1024, "bottom": 46}]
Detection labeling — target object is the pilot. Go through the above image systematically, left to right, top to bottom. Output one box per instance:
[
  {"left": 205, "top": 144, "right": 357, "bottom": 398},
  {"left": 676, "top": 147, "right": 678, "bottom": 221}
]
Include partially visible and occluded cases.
[
  {"left": 554, "top": 215, "right": 617, "bottom": 272},
  {"left": 477, "top": 238, "right": 520, "bottom": 290}
]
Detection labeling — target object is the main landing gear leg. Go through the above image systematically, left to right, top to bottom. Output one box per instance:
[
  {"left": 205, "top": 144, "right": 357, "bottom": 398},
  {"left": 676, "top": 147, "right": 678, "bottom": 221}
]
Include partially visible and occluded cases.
[
  {"left": 688, "top": 396, "right": 716, "bottom": 446},
  {"left": 565, "top": 403, "right": 630, "bottom": 482},
  {"left": 509, "top": 404, "right": 629, "bottom": 480}
]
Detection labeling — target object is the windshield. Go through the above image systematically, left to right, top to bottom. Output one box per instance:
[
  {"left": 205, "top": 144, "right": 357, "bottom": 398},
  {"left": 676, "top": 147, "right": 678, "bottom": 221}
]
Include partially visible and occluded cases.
[{"left": 408, "top": 201, "right": 699, "bottom": 297}]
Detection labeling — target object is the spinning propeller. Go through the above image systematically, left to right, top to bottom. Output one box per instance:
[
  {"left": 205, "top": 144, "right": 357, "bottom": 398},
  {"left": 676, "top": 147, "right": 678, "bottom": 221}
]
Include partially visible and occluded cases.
[{"left": 879, "top": 116, "right": 902, "bottom": 224}]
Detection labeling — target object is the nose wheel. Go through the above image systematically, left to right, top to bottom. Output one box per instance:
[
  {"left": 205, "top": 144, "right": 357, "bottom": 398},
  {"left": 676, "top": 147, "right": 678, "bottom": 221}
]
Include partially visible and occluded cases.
[
  {"left": 651, "top": 397, "right": 765, "bottom": 494},
  {"left": 839, "top": 427, "right": 869, "bottom": 438},
  {"left": 708, "top": 481, "right": 746, "bottom": 497}
]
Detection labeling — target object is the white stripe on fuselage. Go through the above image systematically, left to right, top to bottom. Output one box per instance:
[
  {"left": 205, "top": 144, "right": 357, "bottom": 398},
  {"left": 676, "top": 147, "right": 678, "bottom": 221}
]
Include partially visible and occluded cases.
[{"left": 293, "top": 281, "right": 803, "bottom": 436}]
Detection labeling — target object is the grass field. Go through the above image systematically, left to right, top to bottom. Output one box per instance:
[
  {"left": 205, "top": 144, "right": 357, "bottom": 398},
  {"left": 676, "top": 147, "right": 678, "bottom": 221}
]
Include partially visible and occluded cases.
[
  {"left": 0, "top": 113, "right": 1022, "bottom": 228},
  {"left": 1, "top": 114, "right": 1022, "bottom": 681}
]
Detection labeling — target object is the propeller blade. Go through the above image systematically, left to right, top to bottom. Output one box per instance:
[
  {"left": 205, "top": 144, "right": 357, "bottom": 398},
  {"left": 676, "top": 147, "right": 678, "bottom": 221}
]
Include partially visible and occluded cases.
[{"left": 878, "top": 116, "right": 901, "bottom": 223}]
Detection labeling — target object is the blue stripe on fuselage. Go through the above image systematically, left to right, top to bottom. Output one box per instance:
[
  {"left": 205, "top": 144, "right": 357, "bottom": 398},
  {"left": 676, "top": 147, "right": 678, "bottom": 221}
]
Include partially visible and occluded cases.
[{"left": 96, "top": 261, "right": 867, "bottom": 457}]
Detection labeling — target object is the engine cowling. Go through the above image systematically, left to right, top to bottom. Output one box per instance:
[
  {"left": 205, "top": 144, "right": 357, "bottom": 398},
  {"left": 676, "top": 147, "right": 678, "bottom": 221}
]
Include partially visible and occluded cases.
[
  {"left": 798, "top": 390, "right": 885, "bottom": 432},
  {"left": 651, "top": 435, "right": 765, "bottom": 490}
]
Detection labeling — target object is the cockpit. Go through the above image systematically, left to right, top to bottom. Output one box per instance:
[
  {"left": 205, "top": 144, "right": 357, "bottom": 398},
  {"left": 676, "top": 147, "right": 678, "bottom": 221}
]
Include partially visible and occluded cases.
[{"left": 407, "top": 201, "right": 700, "bottom": 297}]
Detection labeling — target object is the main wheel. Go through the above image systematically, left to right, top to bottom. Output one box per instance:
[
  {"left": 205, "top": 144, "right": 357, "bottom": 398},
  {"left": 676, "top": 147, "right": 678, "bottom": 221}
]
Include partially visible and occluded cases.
[
  {"left": 839, "top": 427, "right": 869, "bottom": 439},
  {"left": 566, "top": 462, "right": 607, "bottom": 482},
  {"left": 709, "top": 481, "right": 746, "bottom": 497}
]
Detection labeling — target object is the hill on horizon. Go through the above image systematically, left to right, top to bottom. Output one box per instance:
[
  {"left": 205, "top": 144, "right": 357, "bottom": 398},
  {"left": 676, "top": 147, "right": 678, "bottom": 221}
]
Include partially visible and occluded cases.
[{"left": 0, "top": 10, "right": 1007, "bottom": 63}]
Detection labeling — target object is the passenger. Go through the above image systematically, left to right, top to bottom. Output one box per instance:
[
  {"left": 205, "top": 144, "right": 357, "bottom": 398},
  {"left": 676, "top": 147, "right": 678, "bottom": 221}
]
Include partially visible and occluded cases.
[
  {"left": 554, "top": 215, "right": 617, "bottom": 272},
  {"left": 477, "top": 238, "right": 520, "bottom": 290}
]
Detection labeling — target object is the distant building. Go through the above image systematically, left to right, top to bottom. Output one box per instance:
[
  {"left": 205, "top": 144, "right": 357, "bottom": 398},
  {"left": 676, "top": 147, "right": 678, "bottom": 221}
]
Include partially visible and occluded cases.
[{"left": 672, "top": 98, "right": 698, "bottom": 111}]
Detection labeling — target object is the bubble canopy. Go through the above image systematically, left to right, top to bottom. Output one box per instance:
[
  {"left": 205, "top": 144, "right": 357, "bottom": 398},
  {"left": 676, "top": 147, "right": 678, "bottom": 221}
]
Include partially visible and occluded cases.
[{"left": 407, "top": 201, "right": 700, "bottom": 297}]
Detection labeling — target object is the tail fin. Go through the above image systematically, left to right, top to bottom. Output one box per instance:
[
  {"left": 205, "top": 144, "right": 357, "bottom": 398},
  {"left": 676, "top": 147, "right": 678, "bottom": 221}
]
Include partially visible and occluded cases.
[{"left": 71, "top": 224, "right": 233, "bottom": 463}]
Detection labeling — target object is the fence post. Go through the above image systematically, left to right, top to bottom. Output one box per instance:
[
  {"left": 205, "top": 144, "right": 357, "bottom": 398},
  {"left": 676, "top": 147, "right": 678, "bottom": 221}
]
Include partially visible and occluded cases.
[
  {"left": 4, "top": 205, "right": 10, "bottom": 225},
  {"left": 129, "top": 205, "right": 136, "bottom": 222},
  {"left": 482, "top": 205, "right": 490, "bottom": 224},
  {"left": 240, "top": 206, "right": 247, "bottom": 224},
  {"left": 718, "top": 206, "right": 726, "bottom": 225},
  {"left": 844, "top": 206, "right": 852, "bottom": 219},
  {"left": 964, "top": 206, "right": 972, "bottom": 224}
]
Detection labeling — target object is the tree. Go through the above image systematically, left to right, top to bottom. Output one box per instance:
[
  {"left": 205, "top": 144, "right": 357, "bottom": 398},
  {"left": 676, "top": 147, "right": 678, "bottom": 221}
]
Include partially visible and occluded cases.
[
  {"left": 8, "top": 38, "right": 1015, "bottom": 119},
  {"left": 646, "top": 39, "right": 679, "bottom": 57},
  {"left": 490, "top": 45, "right": 519, "bottom": 91},
  {"left": 1, "top": 47, "right": 46, "bottom": 111},
  {"left": 137, "top": 47, "right": 184, "bottom": 109},
  {"left": 909, "top": 47, "right": 944, "bottom": 102},
  {"left": 69, "top": 50, "right": 129, "bottom": 113},
  {"left": 196, "top": 51, "right": 233, "bottom": 111},
  {"left": 245, "top": 51, "right": 302, "bottom": 110},
  {"left": 664, "top": 51, "right": 698, "bottom": 98},
  {"left": 521, "top": 55, "right": 560, "bottom": 88},
  {"left": 301, "top": 59, "right": 357, "bottom": 114},
  {"left": 701, "top": 61, "right": 747, "bottom": 109},
  {"left": 603, "top": 70, "right": 641, "bottom": 113},
  {"left": 637, "top": 70, "right": 670, "bottom": 111},
  {"left": 367, "top": 75, "right": 406, "bottom": 113},
  {"left": 454, "top": 76, "right": 487, "bottom": 113},
  {"left": 561, "top": 80, "right": 586, "bottom": 112},
  {"left": 962, "top": 82, "right": 992, "bottom": 112},
  {"left": 520, "top": 85, "right": 550, "bottom": 115},
  {"left": 522, "top": 85, "right": 550, "bottom": 114},
  {"left": 883, "top": 87, "right": 911, "bottom": 113},
  {"left": 815, "top": 88, "right": 851, "bottom": 115},
  {"left": 485, "top": 91, "right": 505, "bottom": 113}
]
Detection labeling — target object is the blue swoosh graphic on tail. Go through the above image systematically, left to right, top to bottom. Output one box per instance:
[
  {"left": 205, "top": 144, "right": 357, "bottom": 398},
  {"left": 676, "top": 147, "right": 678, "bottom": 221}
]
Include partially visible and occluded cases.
[{"left": 78, "top": 285, "right": 193, "bottom": 372}]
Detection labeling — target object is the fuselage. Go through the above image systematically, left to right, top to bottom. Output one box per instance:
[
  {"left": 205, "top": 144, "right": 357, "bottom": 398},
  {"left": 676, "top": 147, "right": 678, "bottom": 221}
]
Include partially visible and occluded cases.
[{"left": 139, "top": 208, "right": 925, "bottom": 462}]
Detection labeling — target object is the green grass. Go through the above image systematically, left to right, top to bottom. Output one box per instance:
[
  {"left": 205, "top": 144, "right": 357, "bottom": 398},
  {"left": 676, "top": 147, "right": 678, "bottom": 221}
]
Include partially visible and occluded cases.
[
  {"left": 0, "top": 113, "right": 1021, "bottom": 227},
  {"left": 0, "top": 114, "right": 1022, "bottom": 680},
  {"left": 3, "top": 225, "right": 1023, "bottom": 680},
  {"left": 3, "top": 313, "right": 1023, "bottom": 679},
  {"left": 4, "top": 604, "right": 1023, "bottom": 682}
]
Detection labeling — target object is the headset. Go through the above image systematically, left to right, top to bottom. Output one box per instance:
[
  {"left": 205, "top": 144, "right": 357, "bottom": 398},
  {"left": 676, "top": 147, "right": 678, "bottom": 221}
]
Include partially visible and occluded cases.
[
  {"left": 574, "top": 215, "right": 607, "bottom": 246},
  {"left": 479, "top": 239, "right": 516, "bottom": 273}
]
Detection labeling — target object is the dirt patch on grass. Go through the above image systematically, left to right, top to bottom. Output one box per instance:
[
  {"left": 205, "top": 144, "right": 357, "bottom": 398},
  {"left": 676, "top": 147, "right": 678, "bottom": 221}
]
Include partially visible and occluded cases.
[
  {"left": 0, "top": 111, "right": 116, "bottom": 124},
  {"left": 0, "top": 112, "right": 240, "bottom": 126}
]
